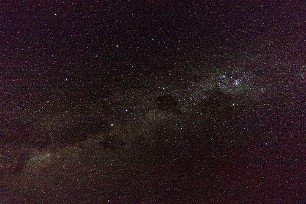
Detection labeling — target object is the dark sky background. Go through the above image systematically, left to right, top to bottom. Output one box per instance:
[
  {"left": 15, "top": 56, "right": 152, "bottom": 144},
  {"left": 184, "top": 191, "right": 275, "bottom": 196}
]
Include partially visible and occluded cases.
[{"left": 0, "top": 0, "right": 305, "bottom": 203}]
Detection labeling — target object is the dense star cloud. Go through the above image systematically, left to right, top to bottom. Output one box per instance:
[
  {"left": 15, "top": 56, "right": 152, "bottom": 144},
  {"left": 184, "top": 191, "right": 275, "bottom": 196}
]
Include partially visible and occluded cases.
[{"left": 0, "top": 0, "right": 305, "bottom": 203}]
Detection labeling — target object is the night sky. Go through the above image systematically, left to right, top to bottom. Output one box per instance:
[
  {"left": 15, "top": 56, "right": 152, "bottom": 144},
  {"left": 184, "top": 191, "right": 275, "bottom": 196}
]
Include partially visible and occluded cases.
[{"left": 0, "top": 0, "right": 305, "bottom": 203}]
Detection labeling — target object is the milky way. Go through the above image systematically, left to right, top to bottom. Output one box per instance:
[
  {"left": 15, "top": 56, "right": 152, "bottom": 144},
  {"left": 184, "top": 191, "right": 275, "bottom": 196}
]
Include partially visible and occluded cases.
[{"left": 0, "top": 1, "right": 305, "bottom": 203}]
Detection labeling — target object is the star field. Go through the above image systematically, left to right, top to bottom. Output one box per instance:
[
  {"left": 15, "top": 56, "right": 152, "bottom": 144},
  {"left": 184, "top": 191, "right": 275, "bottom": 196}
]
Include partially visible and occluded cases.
[{"left": 0, "top": 0, "right": 305, "bottom": 203}]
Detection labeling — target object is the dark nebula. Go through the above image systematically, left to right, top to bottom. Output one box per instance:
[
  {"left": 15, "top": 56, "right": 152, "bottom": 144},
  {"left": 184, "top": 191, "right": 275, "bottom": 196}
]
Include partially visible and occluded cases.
[{"left": 0, "top": 0, "right": 305, "bottom": 203}]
